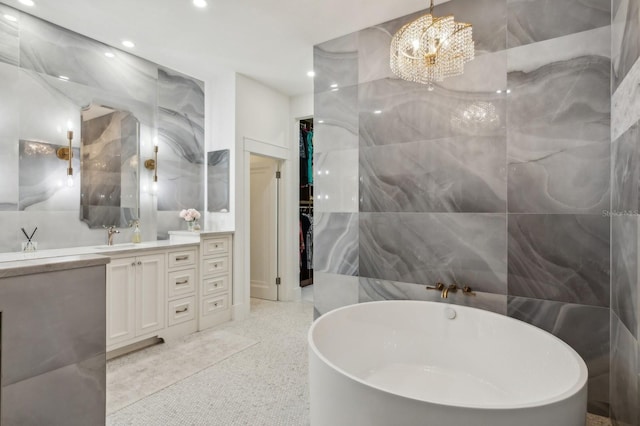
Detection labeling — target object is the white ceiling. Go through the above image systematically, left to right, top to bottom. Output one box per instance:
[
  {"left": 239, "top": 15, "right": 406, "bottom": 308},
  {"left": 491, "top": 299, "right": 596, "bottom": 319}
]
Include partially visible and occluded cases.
[{"left": 6, "top": 0, "right": 436, "bottom": 96}]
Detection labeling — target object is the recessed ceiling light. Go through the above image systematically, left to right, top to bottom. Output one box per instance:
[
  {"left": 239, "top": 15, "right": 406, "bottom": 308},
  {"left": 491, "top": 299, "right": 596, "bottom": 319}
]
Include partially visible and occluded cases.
[
  {"left": 18, "top": 0, "right": 35, "bottom": 6},
  {"left": 193, "top": 0, "right": 207, "bottom": 7},
  {"left": 4, "top": 14, "right": 17, "bottom": 22},
  {"left": 122, "top": 40, "right": 135, "bottom": 48},
  {"left": 104, "top": 52, "right": 115, "bottom": 58},
  {"left": 307, "top": 71, "right": 315, "bottom": 78},
  {"left": 58, "top": 75, "right": 69, "bottom": 81},
  {"left": 330, "top": 83, "right": 338, "bottom": 88},
  {"left": 496, "top": 89, "right": 502, "bottom": 94},
  {"left": 374, "top": 110, "right": 382, "bottom": 114},
  {"left": 318, "top": 120, "right": 325, "bottom": 124}
]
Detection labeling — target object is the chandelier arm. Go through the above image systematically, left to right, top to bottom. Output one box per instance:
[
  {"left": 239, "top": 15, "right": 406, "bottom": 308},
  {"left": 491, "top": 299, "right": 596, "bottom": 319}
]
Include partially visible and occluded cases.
[{"left": 428, "top": 22, "right": 473, "bottom": 56}]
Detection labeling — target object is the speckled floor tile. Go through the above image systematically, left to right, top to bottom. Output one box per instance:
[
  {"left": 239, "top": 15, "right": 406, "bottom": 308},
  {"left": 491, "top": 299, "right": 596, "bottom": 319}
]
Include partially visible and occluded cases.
[{"left": 586, "top": 413, "right": 613, "bottom": 425}]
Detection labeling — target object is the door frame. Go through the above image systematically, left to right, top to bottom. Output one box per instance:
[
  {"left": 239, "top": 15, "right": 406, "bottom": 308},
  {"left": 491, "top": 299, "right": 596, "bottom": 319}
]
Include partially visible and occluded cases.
[{"left": 233, "top": 137, "right": 293, "bottom": 319}]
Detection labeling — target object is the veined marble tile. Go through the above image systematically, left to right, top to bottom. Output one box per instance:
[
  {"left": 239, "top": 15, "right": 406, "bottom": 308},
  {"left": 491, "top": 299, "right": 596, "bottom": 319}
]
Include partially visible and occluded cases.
[
  {"left": 358, "top": 0, "right": 506, "bottom": 85},
  {"left": 507, "top": 0, "right": 611, "bottom": 48},
  {"left": 612, "top": 0, "right": 640, "bottom": 92},
  {"left": 0, "top": 3, "right": 19, "bottom": 66},
  {"left": 19, "top": 12, "right": 157, "bottom": 104},
  {"left": 507, "top": 29, "right": 610, "bottom": 214},
  {"left": 314, "top": 32, "right": 358, "bottom": 94},
  {"left": 612, "top": 51, "right": 640, "bottom": 141},
  {"left": 0, "top": 62, "right": 19, "bottom": 210},
  {"left": 158, "top": 67, "right": 204, "bottom": 129},
  {"left": 359, "top": 78, "right": 506, "bottom": 148},
  {"left": 314, "top": 85, "right": 358, "bottom": 153},
  {"left": 156, "top": 107, "right": 205, "bottom": 212},
  {"left": 612, "top": 123, "right": 640, "bottom": 212},
  {"left": 360, "top": 133, "right": 506, "bottom": 213},
  {"left": 18, "top": 140, "right": 80, "bottom": 211},
  {"left": 314, "top": 149, "right": 358, "bottom": 213},
  {"left": 207, "top": 150, "right": 230, "bottom": 212},
  {"left": 16, "top": 210, "right": 106, "bottom": 250},
  {"left": 0, "top": 212, "right": 19, "bottom": 253},
  {"left": 314, "top": 212, "right": 358, "bottom": 275},
  {"left": 360, "top": 213, "right": 507, "bottom": 294},
  {"left": 508, "top": 214, "right": 610, "bottom": 307},
  {"left": 612, "top": 216, "right": 638, "bottom": 337},
  {"left": 314, "top": 272, "right": 359, "bottom": 316},
  {"left": 359, "top": 277, "right": 507, "bottom": 315},
  {"left": 508, "top": 297, "right": 610, "bottom": 416},
  {"left": 610, "top": 313, "right": 638, "bottom": 424}
]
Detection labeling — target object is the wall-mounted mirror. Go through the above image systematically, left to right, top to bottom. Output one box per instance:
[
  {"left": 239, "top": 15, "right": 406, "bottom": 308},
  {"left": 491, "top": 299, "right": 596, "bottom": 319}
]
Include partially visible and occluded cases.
[{"left": 80, "top": 103, "right": 140, "bottom": 228}]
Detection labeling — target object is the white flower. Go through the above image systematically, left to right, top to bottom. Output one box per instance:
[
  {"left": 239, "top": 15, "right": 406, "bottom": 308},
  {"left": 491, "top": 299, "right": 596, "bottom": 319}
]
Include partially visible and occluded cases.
[{"left": 179, "top": 208, "right": 200, "bottom": 222}]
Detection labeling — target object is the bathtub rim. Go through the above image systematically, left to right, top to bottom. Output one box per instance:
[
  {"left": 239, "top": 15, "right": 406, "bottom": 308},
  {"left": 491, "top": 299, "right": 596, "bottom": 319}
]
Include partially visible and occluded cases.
[{"left": 308, "top": 300, "right": 589, "bottom": 411}]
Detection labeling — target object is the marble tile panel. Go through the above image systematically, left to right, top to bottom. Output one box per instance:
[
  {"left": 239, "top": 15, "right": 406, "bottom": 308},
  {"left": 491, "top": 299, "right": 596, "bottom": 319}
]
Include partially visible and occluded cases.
[
  {"left": 358, "top": 0, "right": 506, "bottom": 85},
  {"left": 507, "top": 0, "right": 611, "bottom": 48},
  {"left": 612, "top": 0, "right": 640, "bottom": 92},
  {"left": 0, "top": 3, "right": 19, "bottom": 66},
  {"left": 19, "top": 12, "right": 157, "bottom": 104},
  {"left": 507, "top": 29, "right": 610, "bottom": 214},
  {"left": 314, "top": 32, "right": 358, "bottom": 94},
  {"left": 612, "top": 51, "right": 640, "bottom": 141},
  {"left": 0, "top": 62, "right": 19, "bottom": 210},
  {"left": 158, "top": 67, "right": 204, "bottom": 130},
  {"left": 359, "top": 78, "right": 506, "bottom": 148},
  {"left": 314, "top": 85, "right": 358, "bottom": 153},
  {"left": 156, "top": 107, "right": 205, "bottom": 212},
  {"left": 612, "top": 123, "right": 640, "bottom": 212},
  {"left": 360, "top": 132, "right": 506, "bottom": 213},
  {"left": 18, "top": 140, "right": 80, "bottom": 211},
  {"left": 207, "top": 149, "right": 230, "bottom": 212},
  {"left": 314, "top": 149, "right": 358, "bottom": 213},
  {"left": 16, "top": 210, "right": 106, "bottom": 250},
  {"left": 0, "top": 212, "right": 19, "bottom": 253},
  {"left": 314, "top": 212, "right": 358, "bottom": 276},
  {"left": 360, "top": 213, "right": 507, "bottom": 294},
  {"left": 508, "top": 214, "right": 610, "bottom": 307},
  {"left": 612, "top": 216, "right": 638, "bottom": 337},
  {"left": 0, "top": 265, "right": 105, "bottom": 386},
  {"left": 313, "top": 272, "right": 359, "bottom": 316},
  {"left": 359, "top": 277, "right": 507, "bottom": 315},
  {"left": 508, "top": 297, "right": 610, "bottom": 416},
  {"left": 610, "top": 313, "right": 638, "bottom": 424},
  {"left": 1, "top": 354, "right": 105, "bottom": 426}
]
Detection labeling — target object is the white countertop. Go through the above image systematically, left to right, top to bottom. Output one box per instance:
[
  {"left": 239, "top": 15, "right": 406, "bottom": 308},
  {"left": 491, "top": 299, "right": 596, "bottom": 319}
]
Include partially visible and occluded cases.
[{"left": 0, "top": 230, "right": 234, "bottom": 264}]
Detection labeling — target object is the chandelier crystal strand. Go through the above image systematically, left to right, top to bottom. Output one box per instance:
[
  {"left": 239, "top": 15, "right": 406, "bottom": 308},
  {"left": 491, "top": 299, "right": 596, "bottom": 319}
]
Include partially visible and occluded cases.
[{"left": 390, "top": 0, "right": 474, "bottom": 85}]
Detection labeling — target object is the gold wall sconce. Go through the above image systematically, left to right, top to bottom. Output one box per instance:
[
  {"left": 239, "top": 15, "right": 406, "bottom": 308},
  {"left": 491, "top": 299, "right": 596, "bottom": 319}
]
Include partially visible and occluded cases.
[
  {"left": 56, "top": 130, "right": 74, "bottom": 187},
  {"left": 144, "top": 144, "right": 158, "bottom": 192}
]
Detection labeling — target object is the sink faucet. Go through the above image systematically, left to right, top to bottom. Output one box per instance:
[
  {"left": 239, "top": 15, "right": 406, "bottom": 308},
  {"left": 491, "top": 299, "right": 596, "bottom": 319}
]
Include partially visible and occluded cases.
[{"left": 107, "top": 226, "right": 120, "bottom": 246}]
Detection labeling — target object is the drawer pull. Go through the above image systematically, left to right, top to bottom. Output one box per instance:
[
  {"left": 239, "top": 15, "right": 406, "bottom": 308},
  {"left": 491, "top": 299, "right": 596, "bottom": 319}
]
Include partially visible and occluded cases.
[
  {"left": 214, "top": 244, "right": 219, "bottom": 248},
  {"left": 175, "top": 255, "right": 189, "bottom": 261},
  {"left": 137, "top": 261, "right": 142, "bottom": 265},
  {"left": 131, "top": 262, "right": 136, "bottom": 267},
  {"left": 213, "top": 263, "right": 218, "bottom": 268},
  {"left": 176, "top": 279, "right": 189, "bottom": 285},
  {"left": 214, "top": 283, "right": 219, "bottom": 287},
  {"left": 214, "top": 302, "right": 218, "bottom": 307},
  {"left": 175, "top": 306, "right": 189, "bottom": 314}
]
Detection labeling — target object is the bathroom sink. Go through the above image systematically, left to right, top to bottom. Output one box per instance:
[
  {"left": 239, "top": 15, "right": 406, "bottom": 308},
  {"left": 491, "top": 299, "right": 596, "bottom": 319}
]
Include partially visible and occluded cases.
[{"left": 94, "top": 243, "right": 137, "bottom": 250}]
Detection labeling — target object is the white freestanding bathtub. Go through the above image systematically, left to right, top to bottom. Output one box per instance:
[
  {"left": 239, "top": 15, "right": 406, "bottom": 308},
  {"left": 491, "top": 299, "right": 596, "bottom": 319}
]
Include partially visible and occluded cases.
[{"left": 308, "top": 301, "right": 588, "bottom": 426}]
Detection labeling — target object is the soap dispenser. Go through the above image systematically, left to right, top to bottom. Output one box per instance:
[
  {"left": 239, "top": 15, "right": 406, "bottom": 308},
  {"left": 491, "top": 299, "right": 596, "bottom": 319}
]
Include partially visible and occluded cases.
[{"left": 132, "top": 221, "right": 141, "bottom": 243}]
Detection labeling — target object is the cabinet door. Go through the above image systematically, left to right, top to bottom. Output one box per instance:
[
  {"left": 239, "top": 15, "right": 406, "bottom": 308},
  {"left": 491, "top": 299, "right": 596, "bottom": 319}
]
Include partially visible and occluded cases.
[
  {"left": 135, "top": 253, "right": 166, "bottom": 336},
  {"left": 106, "top": 257, "right": 136, "bottom": 346}
]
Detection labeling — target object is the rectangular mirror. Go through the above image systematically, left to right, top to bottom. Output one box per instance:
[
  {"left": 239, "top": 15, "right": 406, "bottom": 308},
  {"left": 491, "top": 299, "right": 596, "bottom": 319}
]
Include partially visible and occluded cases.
[{"left": 80, "top": 103, "right": 140, "bottom": 228}]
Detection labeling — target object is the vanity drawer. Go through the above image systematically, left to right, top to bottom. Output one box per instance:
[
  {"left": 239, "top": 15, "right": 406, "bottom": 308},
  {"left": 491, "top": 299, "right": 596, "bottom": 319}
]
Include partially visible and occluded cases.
[
  {"left": 203, "top": 237, "right": 230, "bottom": 257},
  {"left": 168, "top": 249, "right": 197, "bottom": 269},
  {"left": 202, "top": 256, "right": 229, "bottom": 276},
  {"left": 168, "top": 268, "right": 196, "bottom": 298},
  {"left": 203, "top": 274, "right": 229, "bottom": 296},
  {"left": 202, "top": 294, "right": 228, "bottom": 316},
  {"left": 168, "top": 296, "right": 196, "bottom": 326}
]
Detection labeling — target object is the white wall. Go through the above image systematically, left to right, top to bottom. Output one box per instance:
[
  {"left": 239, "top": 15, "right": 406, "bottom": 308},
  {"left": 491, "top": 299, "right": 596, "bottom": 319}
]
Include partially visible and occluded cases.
[{"left": 233, "top": 74, "right": 292, "bottom": 320}]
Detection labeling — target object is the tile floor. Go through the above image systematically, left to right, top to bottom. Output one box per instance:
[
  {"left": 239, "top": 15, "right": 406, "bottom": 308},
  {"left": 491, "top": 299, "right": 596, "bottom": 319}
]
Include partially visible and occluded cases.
[{"left": 106, "top": 287, "right": 613, "bottom": 425}]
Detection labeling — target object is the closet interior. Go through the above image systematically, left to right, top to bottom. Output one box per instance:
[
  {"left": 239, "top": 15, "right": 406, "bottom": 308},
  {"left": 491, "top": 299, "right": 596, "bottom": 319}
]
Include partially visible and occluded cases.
[{"left": 299, "top": 118, "right": 313, "bottom": 287}]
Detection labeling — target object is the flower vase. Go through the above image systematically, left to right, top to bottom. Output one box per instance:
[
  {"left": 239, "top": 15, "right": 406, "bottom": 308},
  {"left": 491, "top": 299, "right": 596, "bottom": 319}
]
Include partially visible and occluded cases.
[{"left": 187, "top": 221, "right": 195, "bottom": 231}]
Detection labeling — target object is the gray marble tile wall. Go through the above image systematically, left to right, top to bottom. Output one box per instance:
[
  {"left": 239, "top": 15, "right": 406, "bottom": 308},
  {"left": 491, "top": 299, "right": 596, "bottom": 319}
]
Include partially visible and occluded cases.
[
  {"left": 314, "top": 0, "right": 614, "bottom": 416},
  {"left": 611, "top": 0, "right": 640, "bottom": 423},
  {"left": 0, "top": 3, "right": 205, "bottom": 250},
  {"left": 207, "top": 149, "right": 230, "bottom": 212}
]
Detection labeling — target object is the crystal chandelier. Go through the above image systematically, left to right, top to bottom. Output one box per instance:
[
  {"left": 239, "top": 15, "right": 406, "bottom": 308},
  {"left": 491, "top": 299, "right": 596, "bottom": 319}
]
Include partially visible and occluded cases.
[
  {"left": 390, "top": 0, "right": 474, "bottom": 87},
  {"left": 450, "top": 101, "right": 500, "bottom": 135}
]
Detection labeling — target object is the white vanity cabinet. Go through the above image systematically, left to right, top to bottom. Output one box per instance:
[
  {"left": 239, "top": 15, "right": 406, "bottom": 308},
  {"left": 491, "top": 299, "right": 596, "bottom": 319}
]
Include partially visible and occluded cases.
[
  {"left": 199, "top": 234, "right": 232, "bottom": 330},
  {"left": 166, "top": 248, "right": 198, "bottom": 331},
  {"left": 106, "top": 252, "right": 166, "bottom": 350}
]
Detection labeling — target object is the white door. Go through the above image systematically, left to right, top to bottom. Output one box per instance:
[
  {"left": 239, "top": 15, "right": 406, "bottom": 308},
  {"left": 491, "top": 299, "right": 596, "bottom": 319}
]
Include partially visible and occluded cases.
[
  {"left": 250, "top": 155, "right": 279, "bottom": 300},
  {"left": 135, "top": 253, "right": 166, "bottom": 336},
  {"left": 106, "top": 257, "right": 136, "bottom": 346}
]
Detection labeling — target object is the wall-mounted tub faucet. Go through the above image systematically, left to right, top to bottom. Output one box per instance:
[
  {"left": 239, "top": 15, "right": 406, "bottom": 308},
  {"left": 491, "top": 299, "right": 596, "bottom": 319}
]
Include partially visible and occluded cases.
[{"left": 426, "top": 283, "right": 476, "bottom": 298}]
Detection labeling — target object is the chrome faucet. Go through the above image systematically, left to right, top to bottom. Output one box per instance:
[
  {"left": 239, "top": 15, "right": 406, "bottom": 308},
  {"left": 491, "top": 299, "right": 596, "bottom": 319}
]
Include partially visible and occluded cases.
[{"left": 107, "top": 226, "right": 120, "bottom": 246}]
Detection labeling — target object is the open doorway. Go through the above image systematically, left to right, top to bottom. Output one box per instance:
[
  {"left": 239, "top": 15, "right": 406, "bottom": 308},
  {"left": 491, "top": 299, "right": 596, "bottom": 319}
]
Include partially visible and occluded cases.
[{"left": 249, "top": 154, "right": 280, "bottom": 301}]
